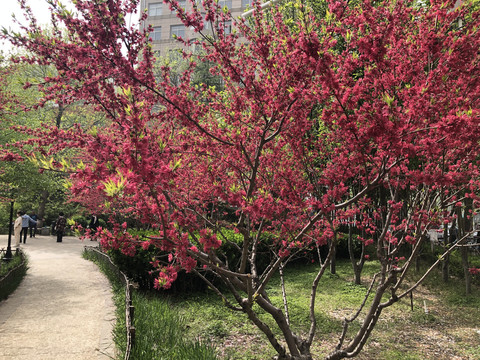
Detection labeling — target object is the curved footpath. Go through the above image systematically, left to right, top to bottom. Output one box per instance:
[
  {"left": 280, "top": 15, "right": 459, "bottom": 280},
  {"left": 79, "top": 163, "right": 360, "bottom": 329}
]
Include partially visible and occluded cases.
[{"left": 0, "top": 234, "right": 115, "bottom": 360}]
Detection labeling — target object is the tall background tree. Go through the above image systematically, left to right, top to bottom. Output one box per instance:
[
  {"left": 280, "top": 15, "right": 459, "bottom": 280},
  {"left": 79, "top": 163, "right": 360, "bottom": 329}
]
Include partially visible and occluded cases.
[{"left": 0, "top": 54, "right": 108, "bottom": 227}]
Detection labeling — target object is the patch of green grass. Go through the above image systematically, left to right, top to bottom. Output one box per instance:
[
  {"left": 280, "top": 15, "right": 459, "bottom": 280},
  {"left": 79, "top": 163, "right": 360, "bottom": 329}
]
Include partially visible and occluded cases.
[
  {"left": 90, "top": 245, "right": 480, "bottom": 359},
  {"left": 83, "top": 249, "right": 217, "bottom": 360},
  {"left": 0, "top": 251, "right": 25, "bottom": 276},
  {"left": 0, "top": 252, "right": 28, "bottom": 301},
  {"left": 173, "top": 258, "right": 480, "bottom": 359},
  {"left": 172, "top": 261, "right": 384, "bottom": 358},
  {"left": 412, "top": 261, "right": 480, "bottom": 312},
  {"left": 130, "top": 291, "right": 217, "bottom": 360},
  {"left": 170, "top": 291, "right": 278, "bottom": 360},
  {"left": 445, "top": 291, "right": 480, "bottom": 306},
  {"left": 172, "top": 292, "right": 256, "bottom": 338},
  {"left": 409, "top": 309, "right": 438, "bottom": 325},
  {"left": 315, "top": 312, "right": 344, "bottom": 335},
  {"left": 204, "top": 319, "right": 230, "bottom": 338},
  {"left": 464, "top": 345, "right": 480, "bottom": 359},
  {"left": 382, "top": 349, "right": 423, "bottom": 360}
]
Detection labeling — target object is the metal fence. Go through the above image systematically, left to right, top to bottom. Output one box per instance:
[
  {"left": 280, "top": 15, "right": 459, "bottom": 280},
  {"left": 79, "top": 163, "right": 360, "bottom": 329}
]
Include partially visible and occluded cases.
[{"left": 83, "top": 246, "right": 135, "bottom": 360}]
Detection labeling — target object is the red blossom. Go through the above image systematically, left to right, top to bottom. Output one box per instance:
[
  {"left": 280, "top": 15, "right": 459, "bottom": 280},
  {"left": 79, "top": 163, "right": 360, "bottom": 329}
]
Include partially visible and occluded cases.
[{"left": 469, "top": 268, "right": 480, "bottom": 276}]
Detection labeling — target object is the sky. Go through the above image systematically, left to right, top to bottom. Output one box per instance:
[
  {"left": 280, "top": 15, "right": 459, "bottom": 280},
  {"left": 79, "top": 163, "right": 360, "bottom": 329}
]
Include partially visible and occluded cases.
[
  {"left": 0, "top": 0, "right": 62, "bottom": 53},
  {"left": 0, "top": 0, "right": 140, "bottom": 54}
]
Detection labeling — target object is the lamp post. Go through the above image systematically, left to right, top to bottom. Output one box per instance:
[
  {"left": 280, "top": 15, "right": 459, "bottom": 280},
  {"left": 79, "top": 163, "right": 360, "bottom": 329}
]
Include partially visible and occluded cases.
[{"left": 3, "top": 201, "right": 14, "bottom": 262}]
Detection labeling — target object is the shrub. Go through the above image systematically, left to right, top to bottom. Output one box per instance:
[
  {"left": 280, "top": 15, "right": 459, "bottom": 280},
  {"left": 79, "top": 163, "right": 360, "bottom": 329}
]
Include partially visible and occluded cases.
[
  {"left": 70, "top": 214, "right": 88, "bottom": 228},
  {"left": 109, "top": 228, "right": 375, "bottom": 292},
  {"left": 107, "top": 245, "right": 158, "bottom": 290},
  {"left": 0, "top": 251, "right": 28, "bottom": 301}
]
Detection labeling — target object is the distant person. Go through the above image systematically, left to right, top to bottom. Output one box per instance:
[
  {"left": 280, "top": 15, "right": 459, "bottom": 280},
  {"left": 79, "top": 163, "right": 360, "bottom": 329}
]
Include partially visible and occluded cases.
[
  {"left": 14, "top": 211, "right": 23, "bottom": 248},
  {"left": 21, "top": 212, "right": 37, "bottom": 244},
  {"left": 29, "top": 212, "right": 38, "bottom": 238},
  {"left": 54, "top": 212, "right": 67, "bottom": 243},
  {"left": 88, "top": 214, "right": 99, "bottom": 241}
]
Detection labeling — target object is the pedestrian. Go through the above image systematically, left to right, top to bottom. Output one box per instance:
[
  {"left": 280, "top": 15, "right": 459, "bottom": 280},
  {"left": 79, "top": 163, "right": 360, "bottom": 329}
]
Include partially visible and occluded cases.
[
  {"left": 14, "top": 211, "right": 23, "bottom": 248},
  {"left": 21, "top": 212, "right": 37, "bottom": 244},
  {"left": 29, "top": 212, "right": 38, "bottom": 238},
  {"left": 54, "top": 212, "right": 67, "bottom": 243},
  {"left": 88, "top": 214, "right": 99, "bottom": 241}
]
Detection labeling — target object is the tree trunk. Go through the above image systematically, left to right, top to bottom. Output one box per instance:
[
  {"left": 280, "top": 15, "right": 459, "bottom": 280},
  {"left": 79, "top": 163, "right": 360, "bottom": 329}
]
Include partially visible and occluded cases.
[
  {"left": 56, "top": 102, "right": 65, "bottom": 128},
  {"left": 37, "top": 190, "right": 48, "bottom": 228},
  {"left": 461, "top": 198, "right": 473, "bottom": 295},
  {"left": 348, "top": 224, "right": 362, "bottom": 284},
  {"left": 442, "top": 225, "right": 449, "bottom": 283},
  {"left": 414, "top": 235, "right": 427, "bottom": 272},
  {"left": 330, "top": 240, "right": 336, "bottom": 275},
  {"left": 461, "top": 246, "right": 472, "bottom": 295},
  {"left": 415, "top": 253, "right": 421, "bottom": 273},
  {"left": 442, "top": 253, "right": 449, "bottom": 282},
  {"left": 354, "top": 267, "right": 361, "bottom": 285}
]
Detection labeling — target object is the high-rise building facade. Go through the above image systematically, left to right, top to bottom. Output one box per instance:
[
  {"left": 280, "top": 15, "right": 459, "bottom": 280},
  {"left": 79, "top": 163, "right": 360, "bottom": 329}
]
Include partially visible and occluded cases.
[{"left": 139, "top": 0, "right": 252, "bottom": 55}]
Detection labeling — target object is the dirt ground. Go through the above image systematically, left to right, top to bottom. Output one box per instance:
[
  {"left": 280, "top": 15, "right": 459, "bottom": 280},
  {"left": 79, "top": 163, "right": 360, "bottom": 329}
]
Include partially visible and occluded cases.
[{"left": 210, "top": 276, "right": 480, "bottom": 360}]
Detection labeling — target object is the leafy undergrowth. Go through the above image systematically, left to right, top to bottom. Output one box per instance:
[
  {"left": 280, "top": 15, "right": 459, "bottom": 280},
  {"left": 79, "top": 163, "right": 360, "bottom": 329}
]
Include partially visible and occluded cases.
[
  {"left": 170, "top": 259, "right": 480, "bottom": 360},
  {"left": 129, "top": 291, "right": 218, "bottom": 360}
]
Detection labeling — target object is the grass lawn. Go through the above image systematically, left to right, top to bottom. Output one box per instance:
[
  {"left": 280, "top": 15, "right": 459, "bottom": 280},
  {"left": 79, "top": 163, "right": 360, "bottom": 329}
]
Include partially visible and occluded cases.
[
  {"left": 87, "top": 246, "right": 480, "bottom": 359},
  {"left": 168, "top": 258, "right": 480, "bottom": 360}
]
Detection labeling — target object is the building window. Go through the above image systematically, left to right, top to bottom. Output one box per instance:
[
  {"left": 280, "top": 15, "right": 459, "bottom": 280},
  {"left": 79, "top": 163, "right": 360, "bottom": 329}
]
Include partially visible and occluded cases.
[
  {"left": 171, "top": 0, "right": 187, "bottom": 12},
  {"left": 219, "top": 0, "right": 232, "bottom": 9},
  {"left": 242, "top": 0, "right": 252, "bottom": 8},
  {"left": 148, "top": 2, "right": 163, "bottom": 16},
  {"left": 170, "top": 25, "right": 185, "bottom": 38},
  {"left": 151, "top": 26, "right": 162, "bottom": 41}
]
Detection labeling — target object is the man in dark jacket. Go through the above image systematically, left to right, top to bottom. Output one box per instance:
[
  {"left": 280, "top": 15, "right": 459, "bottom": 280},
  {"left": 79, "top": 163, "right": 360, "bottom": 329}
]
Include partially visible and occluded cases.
[
  {"left": 29, "top": 212, "right": 38, "bottom": 238},
  {"left": 88, "top": 214, "right": 99, "bottom": 241}
]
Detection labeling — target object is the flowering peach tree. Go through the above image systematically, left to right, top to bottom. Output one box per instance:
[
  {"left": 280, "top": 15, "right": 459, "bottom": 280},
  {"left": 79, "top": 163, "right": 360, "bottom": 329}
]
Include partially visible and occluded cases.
[{"left": 2, "top": 0, "right": 480, "bottom": 358}]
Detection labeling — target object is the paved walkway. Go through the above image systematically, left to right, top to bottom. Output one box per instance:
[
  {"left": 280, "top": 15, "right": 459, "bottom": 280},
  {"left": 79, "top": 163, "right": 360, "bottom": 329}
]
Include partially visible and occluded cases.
[{"left": 0, "top": 234, "right": 116, "bottom": 360}]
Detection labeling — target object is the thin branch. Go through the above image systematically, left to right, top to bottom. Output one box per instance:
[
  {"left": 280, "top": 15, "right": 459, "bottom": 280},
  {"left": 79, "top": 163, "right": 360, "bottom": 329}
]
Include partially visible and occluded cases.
[
  {"left": 192, "top": 269, "right": 243, "bottom": 311},
  {"left": 335, "top": 273, "right": 379, "bottom": 350}
]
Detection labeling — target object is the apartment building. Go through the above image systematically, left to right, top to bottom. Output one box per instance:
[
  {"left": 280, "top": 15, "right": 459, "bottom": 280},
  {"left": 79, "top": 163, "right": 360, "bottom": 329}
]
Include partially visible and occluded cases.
[{"left": 140, "top": 0, "right": 252, "bottom": 55}]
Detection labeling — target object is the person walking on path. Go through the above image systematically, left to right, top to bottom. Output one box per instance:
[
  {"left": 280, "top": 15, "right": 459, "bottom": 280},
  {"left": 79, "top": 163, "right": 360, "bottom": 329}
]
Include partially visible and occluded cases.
[
  {"left": 14, "top": 211, "right": 22, "bottom": 248},
  {"left": 20, "top": 212, "right": 37, "bottom": 244},
  {"left": 29, "top": 212, "right": 38, "bottom": 238},
  {"left": 54, "top": 212, "right": 67, "bottom": 243},
  {"left": 88, "top": 214, "right": 99, "bottom": 241}
]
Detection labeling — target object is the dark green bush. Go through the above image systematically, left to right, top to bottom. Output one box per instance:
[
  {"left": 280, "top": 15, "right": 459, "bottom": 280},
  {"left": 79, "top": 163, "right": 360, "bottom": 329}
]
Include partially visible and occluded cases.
[
  {"left": 70, "top": 214, "right": 88, "bottom": 228},
  {"left": 107, "top": 228, "right": 276, "bottom": 292},
  {"left": 108, "top": 228, "right": 379, "bottom": 292},
  {"left": 108, "top": 244, "right": 213, "bottom": 292},
  {"left": 107, "top": 245, "right": 158, "bottom": 290}
]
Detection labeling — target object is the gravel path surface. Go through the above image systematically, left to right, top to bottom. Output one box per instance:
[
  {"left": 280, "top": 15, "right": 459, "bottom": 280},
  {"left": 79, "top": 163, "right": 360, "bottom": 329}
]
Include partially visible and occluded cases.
[{"left": 0, "top": 235, "right": 115, "bottom": 360}]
